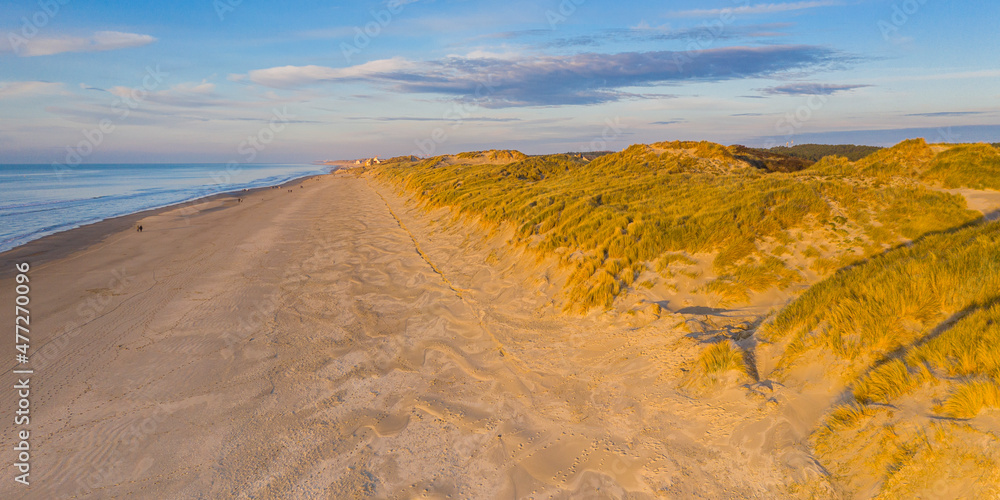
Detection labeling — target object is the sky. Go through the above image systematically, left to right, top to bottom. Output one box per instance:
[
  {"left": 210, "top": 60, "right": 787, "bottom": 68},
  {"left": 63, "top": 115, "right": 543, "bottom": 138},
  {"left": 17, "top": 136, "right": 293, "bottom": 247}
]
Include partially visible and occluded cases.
[{"left": 0, "top": 0, "right": 997, "bottom": 163}]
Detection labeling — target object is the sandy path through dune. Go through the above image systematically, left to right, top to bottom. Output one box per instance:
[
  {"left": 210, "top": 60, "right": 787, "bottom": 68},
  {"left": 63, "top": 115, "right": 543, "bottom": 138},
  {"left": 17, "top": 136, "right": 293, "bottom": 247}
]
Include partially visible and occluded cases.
[{"left": 0, "top": 173, "right": 822, "bottom": 499}]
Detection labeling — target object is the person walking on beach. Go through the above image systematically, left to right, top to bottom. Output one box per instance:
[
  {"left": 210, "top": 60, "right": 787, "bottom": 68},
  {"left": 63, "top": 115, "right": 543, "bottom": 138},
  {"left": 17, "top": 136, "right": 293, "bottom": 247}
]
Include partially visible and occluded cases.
[{"left": 137, "top": 225, "right": 143, "bottom": 232}]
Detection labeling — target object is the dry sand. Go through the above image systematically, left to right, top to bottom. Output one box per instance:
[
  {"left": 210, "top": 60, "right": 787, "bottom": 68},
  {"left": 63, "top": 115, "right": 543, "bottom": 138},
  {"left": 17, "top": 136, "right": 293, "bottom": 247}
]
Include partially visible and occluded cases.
[{"left": 1, "top": 172, "right": 837, "bottom": 499}]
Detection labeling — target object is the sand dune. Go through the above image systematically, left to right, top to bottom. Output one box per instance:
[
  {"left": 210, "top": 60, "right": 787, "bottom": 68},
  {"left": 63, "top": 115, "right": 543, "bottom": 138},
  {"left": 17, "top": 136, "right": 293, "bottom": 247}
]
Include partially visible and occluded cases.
[{"left": 0, "top": 172, "right": 849, "bottom": 499}]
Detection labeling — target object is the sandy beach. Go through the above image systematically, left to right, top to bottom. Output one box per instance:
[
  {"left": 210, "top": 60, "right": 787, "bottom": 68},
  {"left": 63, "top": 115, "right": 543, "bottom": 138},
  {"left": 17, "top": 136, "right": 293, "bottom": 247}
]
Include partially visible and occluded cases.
[
  {"left": 5, "top": 0, "right": 998, "bottom": 496},
  {"left": 0, "top": 170, "right": 836, "bottom": 499}
]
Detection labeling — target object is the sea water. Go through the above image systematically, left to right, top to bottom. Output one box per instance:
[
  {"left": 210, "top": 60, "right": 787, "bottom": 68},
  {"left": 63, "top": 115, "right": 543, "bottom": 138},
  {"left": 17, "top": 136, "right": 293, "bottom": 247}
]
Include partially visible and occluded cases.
[{"left": 0, "top": 163, "right": 332, "bottom": 253}]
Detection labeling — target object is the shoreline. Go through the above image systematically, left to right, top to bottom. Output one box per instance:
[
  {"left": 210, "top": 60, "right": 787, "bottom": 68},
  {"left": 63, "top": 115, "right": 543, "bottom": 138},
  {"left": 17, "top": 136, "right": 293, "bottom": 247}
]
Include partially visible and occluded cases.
[{"left": 0, "top": 169, "right": 336, "bottom": 277}]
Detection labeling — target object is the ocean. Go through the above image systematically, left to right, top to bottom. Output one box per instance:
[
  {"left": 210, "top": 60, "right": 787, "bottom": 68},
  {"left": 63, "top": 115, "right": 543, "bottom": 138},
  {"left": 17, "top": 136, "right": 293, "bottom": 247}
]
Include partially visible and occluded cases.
[{"left": 0, "top": 163, "right": 333, "bottom": 253}]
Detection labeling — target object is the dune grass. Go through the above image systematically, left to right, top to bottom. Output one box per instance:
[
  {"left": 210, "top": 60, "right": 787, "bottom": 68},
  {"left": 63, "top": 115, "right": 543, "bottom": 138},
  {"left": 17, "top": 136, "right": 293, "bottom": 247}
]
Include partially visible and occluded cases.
[
  {"left": 374, "top": 138, "right": 1000, "bottom": 495},
  {"left": 853, "top": 138, "right": 935, "bottom": 178},
  {"left": 841, "top": 139, "right": 1000, "bottom": 191},
  {"left": 375, "top": 140, "right": 979, "bottom": 311},
  {"left": 921, "top": 143, "right": 1000, "bottom": 190},
  {"left": 770, "top": 144, "right": 883, "bottom": 162},
  {"left": 455, "top": 149, "right": 528, "bottom": 162},
  {"left": 762, "top": 219, "right": 1000, "bottom": 496},
  {"left": 762, "top": 219, "right": 1000, "bottom": 381},
  {"left": 703, "top": 255, "right": 800, "bottom": 304},
  {"left": 696, "top": 340, "right": 746, "bottom": 375},
  {"left": 942, "top": 379, "right": 1000, "bottom": 419},
  {"left": 813, "top": 407, "right": 1000, "bottom": 498}
]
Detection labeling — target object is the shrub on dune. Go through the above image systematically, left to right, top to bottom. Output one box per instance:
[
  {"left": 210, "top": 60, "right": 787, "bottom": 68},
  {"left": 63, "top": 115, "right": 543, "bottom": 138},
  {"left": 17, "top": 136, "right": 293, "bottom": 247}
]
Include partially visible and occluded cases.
[{"left": 696, "top": 340, "right": 746, "bottom": 376}]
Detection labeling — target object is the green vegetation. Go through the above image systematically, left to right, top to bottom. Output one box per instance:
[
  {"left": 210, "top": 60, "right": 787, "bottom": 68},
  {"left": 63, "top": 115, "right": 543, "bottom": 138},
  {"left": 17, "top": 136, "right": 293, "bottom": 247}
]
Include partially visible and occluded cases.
[
  {"left": 371, "top": 136, "right": 1000, "bottom": 497},
  {"left": 854, "top": 138, "right": 935, "bottom": 178},
  {"left": 374, "top": 139, "right": 978, "bottom": 312},
  {"left": 805, "top": 139, "right": 1000, "bottom": 191},
  {"left": 769, "top": 143, "right": 883, "bottom": 162},
  {"left": 921, "top": 143, "right": 1000, "bottom": 190},
  {"left": 728, "top": 145, "right": 813, "bottom": 172},
  {"left": 454, "top": 149, "right": 527, "bottom": 162},
  {"left": 562, "top": 151, "right": 616, "bottom": 161},
  {"left": 762, "top": 219, "right": 1000, "bottom": 496},
  {"left": 762, "top": 219, "right": 1000, "bottom": 380},
  {"left": 696, "top": 340, "right": 746, "bottom": 375},
  {"left": 813, "top": 408, "right": 1000, "bottom": 498}
]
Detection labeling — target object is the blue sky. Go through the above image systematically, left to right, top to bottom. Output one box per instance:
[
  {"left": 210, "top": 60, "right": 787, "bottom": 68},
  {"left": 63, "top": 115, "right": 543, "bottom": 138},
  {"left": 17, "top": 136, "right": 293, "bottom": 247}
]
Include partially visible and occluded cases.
[{"left": 1, "top": 0, "right": 997, "bottom": 163}]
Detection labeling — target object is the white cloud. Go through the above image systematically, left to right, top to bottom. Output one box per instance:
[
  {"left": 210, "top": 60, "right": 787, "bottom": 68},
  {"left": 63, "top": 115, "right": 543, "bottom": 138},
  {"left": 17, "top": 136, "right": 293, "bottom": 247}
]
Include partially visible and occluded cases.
[
  {"left": 665, "top": 1, "right": 840, "bottom": 18},
  {"left": 631, "top": 20, "right": 673, "bottom": 31},
  {"left": 8, "top": 31, "right": 156, "bottom": 57},
  {"left": 237, "top": 46, "right": 847, "bottom": 107},
  {"left": 456, "top": 50, "right": 523, "bottom": 60},
  {"left": 241, "top": 58, "right": 415, "bottom": 87},
  {"left": 869, "top": 70, "right": 1000, "bottom": 85},
  {"left": 898, "top": 70, "right": 1000, "bottom": 82},
  {"left": 0, "top": 81, "right": 66, "bottom": 99},
  {"left": 106, "top": 81, "right": 224, "bottom": 108},
  {"left": 168, "top": 81, "right": 216, "bottom": 94},
  {"left": 759, "top": 82, "right": 871, "bottom": 95}
]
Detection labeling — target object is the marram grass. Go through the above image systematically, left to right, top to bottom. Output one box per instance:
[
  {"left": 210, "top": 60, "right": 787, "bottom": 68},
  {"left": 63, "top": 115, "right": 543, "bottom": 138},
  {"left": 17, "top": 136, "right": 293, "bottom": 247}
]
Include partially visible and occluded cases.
[
  {"left": 369, "top": 138, "right": 1000, "bottom": 497},
  {"left": 374, "top": 139, "right": 982, "bottom": 311},
  {"left": 921, "top": 143, "right": 1000, "bottom": 190},
  {"left": 761, "top": 219, "right": 1000, "bottom": 382},
  {"left": 766, "top": 221, "right": 1000, "bottom": 497},
  {"left": 696, "top": 340, "right": 746, "bottom": 375}
]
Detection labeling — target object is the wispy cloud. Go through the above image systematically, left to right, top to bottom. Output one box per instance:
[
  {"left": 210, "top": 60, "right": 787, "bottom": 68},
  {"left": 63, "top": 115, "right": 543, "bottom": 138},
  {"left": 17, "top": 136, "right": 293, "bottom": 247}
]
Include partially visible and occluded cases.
[
  {"left": 665, "top": 1, "right": 840, "bottom": 18},
  {"left": 475, "top": 23, "right": 793, "bottom": 50},
  {"left": 3, "top": 31, "right": 156, "bottom": 57},
  {"left": 241, "top": 45, "right": 849, "bottom": 107},
  {"left": 239, "top": 58, "right": 416, "bottom": 88},
  {"left": 875, "top": 69, "right": 1000, "bottom": 83},
  {"left": 0, "top": 81, "right": 66, "bottom": 98},
  {"left": 107, "top": 81, "right": 225, "bottom": 108},
  {"left": 759, "top": 82, "right": 870, "bottom": 95},
  {"left": 905, "top": 111, "right": 986, "bottom": 118},
  {"left": 346, "top": 116, "right": 522, "bottom": 122}
]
